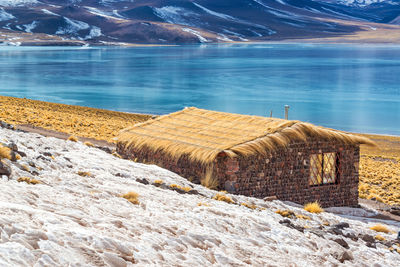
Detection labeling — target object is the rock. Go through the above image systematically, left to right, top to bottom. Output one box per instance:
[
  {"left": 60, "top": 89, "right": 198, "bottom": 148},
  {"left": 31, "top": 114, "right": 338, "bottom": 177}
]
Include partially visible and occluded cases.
[
  {"left": 0, "top": 121, "right": 14, "bottom": 130},
  {"left": 7, "top": 142, "right": 18, "bottom": 152},
  {"left": 17, "top": 151, "right": 26, "bottom": 157},
  {"left": 43, "top": 152, "right": 52, "bottom": 157},
  {"left": 36, "top": 155, "right": 50, "bottom": 161},
  {"left": 0, "top": 160, "right": 12, "bottom": 177},
  {"left": 136, "top": 178, "right": 149, "bottom": 185},
  {"left": 187, "top": 189, "right": 200, "bottom": 195},
  {"left": 263, "top": 196, "right": 278, "bottom": 202},
  {"left": 389, "top": 207, "right": 400, "bottom": 216},
  {"left": 279, "top": 219, "right": 304, "bottom": 233},
  {"left": 332, "top": 222, "right": 350, "bottom": 229},
  {"left": 328, "top": 227, "right": 343, "bottom": 236},
  {"left": 307, "top": 229, "right": 325, "bottom": 238},
  {"left": 345, "top": 232, "right": 358, "bottom": 241},
  {"left": 361, "top": 234, "right": 375, "bottom": 243},
  {"left": 332, "top": 238, "right": 349, "bottom": 249},
  {"left": 366, "top": 242, "right": 376, "bottom": 249},
  {"left": 338, "top": 251, "right": 353, "bottom": 263}
]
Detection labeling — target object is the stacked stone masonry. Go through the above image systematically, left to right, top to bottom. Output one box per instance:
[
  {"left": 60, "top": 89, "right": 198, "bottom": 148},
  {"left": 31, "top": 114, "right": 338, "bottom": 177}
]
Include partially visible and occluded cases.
[{"left": 117, "top": 139, "right": 360, "bottom": 207}]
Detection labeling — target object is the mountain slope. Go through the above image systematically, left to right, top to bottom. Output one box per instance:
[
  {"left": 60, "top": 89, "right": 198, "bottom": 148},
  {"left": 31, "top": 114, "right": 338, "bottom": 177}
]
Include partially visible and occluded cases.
[{"left": 0, "top": 0, "right": 400, "bottom": 45}]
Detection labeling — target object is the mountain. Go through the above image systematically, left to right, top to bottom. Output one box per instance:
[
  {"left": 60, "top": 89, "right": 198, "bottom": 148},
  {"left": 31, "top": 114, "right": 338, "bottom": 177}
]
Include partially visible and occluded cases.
[{"left": 1, "top": 0, "right": 400, "bottom": 45}]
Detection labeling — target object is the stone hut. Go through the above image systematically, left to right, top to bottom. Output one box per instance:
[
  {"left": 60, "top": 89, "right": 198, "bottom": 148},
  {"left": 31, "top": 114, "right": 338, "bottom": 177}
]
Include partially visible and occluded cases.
[{"left": 117, "top": 107, "right": 374, "bottom": 207}]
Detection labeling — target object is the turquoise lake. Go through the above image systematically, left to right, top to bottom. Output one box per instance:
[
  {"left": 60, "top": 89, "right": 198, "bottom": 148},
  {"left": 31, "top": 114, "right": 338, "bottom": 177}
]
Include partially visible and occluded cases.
[{"left": 0, "top": 44, "right": 399, "bottom": 135}]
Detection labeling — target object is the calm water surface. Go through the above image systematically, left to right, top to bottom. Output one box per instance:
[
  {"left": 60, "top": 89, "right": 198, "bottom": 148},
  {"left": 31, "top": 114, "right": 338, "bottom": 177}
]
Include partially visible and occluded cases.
[{"left": 0, "top": 44, "right": 399, "bottom": 135}]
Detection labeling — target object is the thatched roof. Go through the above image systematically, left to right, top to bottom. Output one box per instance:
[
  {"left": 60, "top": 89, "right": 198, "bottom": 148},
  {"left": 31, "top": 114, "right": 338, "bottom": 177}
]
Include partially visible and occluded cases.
[{"left": 118, "top": 107, "right": 374, "bottom": 164}]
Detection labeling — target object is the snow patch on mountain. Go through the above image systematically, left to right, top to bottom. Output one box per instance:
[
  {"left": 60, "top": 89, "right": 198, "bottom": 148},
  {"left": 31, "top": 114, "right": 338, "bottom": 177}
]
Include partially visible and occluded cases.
[
  {"left": 0, "top": 0, "right": 38, "bottom": 7},
  {"left": 329, "top": 0, "right": 394, "bottom": 6},
  {"left": 85, "top": 6, "right": 126, "bottom": 21},
  {"left": 153, "top": 6, "right": 199, "bottom": 26},
  {"left": 0, "top": 7, "right": 14, "bottom": 21},
  {"left": 41, "top": 9, "right": 59, "bottom": 16},
  {"left": 56, "top": 17, "right": 90, "bottom": 35},
  {"left": 23, "top": 20, "right": 37, "bottom": 32},
  {"left": 181, "top": 27, "right": 209, "bottom": 42}
]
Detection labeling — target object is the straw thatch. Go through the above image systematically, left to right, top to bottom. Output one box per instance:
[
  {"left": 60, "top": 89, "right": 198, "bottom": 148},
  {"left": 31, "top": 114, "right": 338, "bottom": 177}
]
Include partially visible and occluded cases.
[{"left": 118, "top": 107, "right": 374, "bottom": 164}]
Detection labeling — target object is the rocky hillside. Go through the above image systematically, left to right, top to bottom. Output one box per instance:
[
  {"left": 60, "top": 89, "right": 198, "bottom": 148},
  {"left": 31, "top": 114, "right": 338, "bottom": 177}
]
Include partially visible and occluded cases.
[
  {"left": 1, "top": 0, "right": 400, "bottom": 45},
  {"left": 0, "top": 123, "right": 399, "bottom": 266}
]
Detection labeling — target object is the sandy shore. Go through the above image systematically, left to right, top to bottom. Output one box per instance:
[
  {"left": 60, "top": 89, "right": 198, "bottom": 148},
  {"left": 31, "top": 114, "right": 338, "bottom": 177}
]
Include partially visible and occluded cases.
[{"left": 0, "top": 95, "right": 398, "bottom": 206}]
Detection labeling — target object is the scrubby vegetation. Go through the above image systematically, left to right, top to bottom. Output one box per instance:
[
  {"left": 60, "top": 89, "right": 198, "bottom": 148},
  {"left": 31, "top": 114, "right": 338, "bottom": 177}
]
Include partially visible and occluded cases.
[
  {"left": 0, "top": 96, "right": 151, "bottom": 142},
  {"left": 358, "top": 134, "right": 400, "bottom": 206},
  {"left": 67, "top": 135, "right": 78, "bottom": 142},
  {"left": 0, "top": 145, "right": 12, "bottom": 160},
  {"left": 77, "top": 171, "right": 92, "bottom": 177},
  {"left": 17, "top": 177, "right": 40, "bottom": 184},
  {"left": 121, "top": 192, "right": 140, "bottom": 205},
  {"left": 213, "top": 192, "right": 234, "bottom": 204},
  {"left": 304, "top": 202, "right": 324, "bottom": 214},
  {"left": 370, "top": 224, "right": 390, "bottom": 233}
]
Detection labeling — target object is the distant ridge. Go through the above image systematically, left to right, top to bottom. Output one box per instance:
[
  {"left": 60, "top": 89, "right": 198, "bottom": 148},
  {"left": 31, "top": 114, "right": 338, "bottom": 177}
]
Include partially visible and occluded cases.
[{"left": 1, "top": 0, "right": 400, "bottom": 45}]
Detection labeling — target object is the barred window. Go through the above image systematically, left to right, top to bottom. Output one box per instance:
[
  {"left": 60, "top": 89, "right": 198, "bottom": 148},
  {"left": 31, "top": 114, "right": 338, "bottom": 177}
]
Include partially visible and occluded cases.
[{"left": 309, "top": 152, "right": 339, "bottom": 186}]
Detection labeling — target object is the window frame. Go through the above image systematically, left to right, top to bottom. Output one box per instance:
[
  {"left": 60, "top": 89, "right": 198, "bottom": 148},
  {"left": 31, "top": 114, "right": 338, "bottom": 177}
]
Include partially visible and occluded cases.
[{"left": 309, "top": 152, "right": 340, "bottom": 187}]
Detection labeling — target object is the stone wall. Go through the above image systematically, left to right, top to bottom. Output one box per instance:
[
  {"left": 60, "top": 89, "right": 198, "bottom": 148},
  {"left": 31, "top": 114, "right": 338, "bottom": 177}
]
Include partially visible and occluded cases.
[
  {"left": 117, "top": 140, "right": 360, "bottom": 207},
  {"left": 215, "top": 141, "right": 360, "bottom": 207},
  {"left": 116, "top": 143, "right": 208, "bottom": 184}
]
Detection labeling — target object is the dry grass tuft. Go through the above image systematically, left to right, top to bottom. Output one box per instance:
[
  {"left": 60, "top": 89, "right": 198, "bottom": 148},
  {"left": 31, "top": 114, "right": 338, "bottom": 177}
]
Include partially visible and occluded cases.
[
  {"left": 67, "top": 135, "right": 78, "bottom": 142},
  {"left": 84, "top": 141, "right": 94, "bottom": 147},
  {"left": 0, "top": 145, "right": 12, "bottom": 160},
  {"left": 112, "top": 152, "right": 122, "bottom": 158},
  {"left": 15, "top": 154, "right": 21, "bottom": 160},
  {"left": 21, "top": 164, "right": 30, "bottom": 172},
  {"left": 201, "top": 168, "right": 219, "bottom": 190},
  {"left": 77, "top": 171, "right": 92, "bottom": 177},
  {"left": 17, "top": 177, "right": 40, "bottom": 185},
  {"left": 154, "top": 179, "right": 164, "bottom": 185},
  {"left": 169, "top": 184, "right": 192, "bottom": 192},
  {"left": 122, "top": 192, "right": 140, "bottom": 205},
  {"left": 213, "top": 193, "right": 234, "bottom": 204},
  {"left": 197, "top": 202, "right": 211, "bottom": 207},
  {"left": 241, "top": 202, "right": 257, "bottom": 210},
  {"left": 304, "top": 202, "right": 324, "bottom": 213},
  {"left": 275, "top": 209, "right": 296, "bottom": 218},
  {"left": 296, "top": 214, "right": 311, "bottom": 220},
  {"left": 370, "top": 224, "right": 390, "bottom": 233},
  {"left": 375, "top": 235, "right": 386, "bottom": 241}
]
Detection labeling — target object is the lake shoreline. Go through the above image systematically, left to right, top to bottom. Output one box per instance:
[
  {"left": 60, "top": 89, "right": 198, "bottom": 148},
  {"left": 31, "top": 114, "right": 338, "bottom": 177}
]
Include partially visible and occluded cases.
[{"left": 1, "top": 95, "right": 399, "bottom": 206}]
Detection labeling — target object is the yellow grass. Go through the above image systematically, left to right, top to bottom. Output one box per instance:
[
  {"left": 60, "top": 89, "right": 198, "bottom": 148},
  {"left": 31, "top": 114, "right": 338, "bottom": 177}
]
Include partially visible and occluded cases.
[
  {"left": 0, "top": 95, "right": 151, "bottom": 142},
  {"left": 118, "top": 107, "right": 374, "bottom": 164},
  {"left": 358, "top": 133, "right": 400, "bottom": 206},
  {"left": 68, "top": 135, "right": 78, "bottom": 142},
  {"left": 84, "top": 141, "right": 94, "bottom": 147},
  {"left": 0, "top": 145, "right": 11, "bottom": 160},
  {"left": 201, "top": 168, "right": 219, "bottom": 190},
  {"left": 77, "top": 171, "right": 92, "bottom": 177},
  {"left": 17, "top": 177, "right": 40, "bottom": 184},
  {"left": 154, "top": 179, "right": 164, "bottom": 185},
  {"left": 169, "top": 184, "right": 191, "bottom": 192},
  {"left": 122, "top": 192, "right": 140, "bottom": 205},
  {"left": 213, "top": 193, "right": 234, "bottom": 204},
  {"left": 197, "top": 202, "right": 211, "bottom": 207},
  {"left": 241, "top": 202, "right": 257, "bottom": 210},
  {"left": 304, "top": 202, "right": 324, "bottom": 213},
  {"left": 275, "top": 209, "right": 296, "bottom": 218},
  {"left": 370, "top": 224, "right": 390, "bottom": 233},
  {"left": 375, "top": 235, "right": 386, "bottom": 241}
]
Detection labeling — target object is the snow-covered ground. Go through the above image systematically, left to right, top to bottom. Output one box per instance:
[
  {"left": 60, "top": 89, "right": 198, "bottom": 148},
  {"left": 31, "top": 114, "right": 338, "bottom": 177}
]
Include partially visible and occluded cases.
[{"left": 0, "top": 127, "right": 399, "bottom": 266}]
